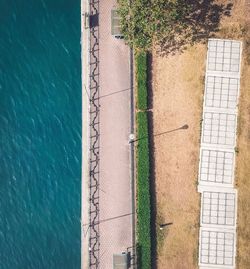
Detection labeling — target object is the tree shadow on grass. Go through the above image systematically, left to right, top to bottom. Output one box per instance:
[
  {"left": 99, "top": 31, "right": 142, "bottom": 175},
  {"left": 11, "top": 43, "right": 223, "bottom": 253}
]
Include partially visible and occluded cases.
[{"left": 157, "top": 0, "right": 233, "bottom": 55}]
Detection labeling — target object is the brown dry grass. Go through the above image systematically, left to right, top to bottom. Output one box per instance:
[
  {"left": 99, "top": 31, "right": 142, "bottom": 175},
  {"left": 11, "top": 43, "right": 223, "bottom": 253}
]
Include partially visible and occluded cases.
[
  {"left": 152, "top": 0, "right": 250, "bottom": 268},
  {"left": 234, "top": 1, "right": 250, "bottom": 267},
  {"left": 152, "top": 45, "right": 205, "bottom": 269},
  {"left": 236, "top": 60, "right": 250, "bottom": 268}
]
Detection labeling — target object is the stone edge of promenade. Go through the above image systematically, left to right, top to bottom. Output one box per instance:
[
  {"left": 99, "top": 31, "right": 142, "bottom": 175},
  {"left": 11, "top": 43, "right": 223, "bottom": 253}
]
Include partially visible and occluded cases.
[{"left": 81, "top": 0, "right": 90, "bottom": 268}]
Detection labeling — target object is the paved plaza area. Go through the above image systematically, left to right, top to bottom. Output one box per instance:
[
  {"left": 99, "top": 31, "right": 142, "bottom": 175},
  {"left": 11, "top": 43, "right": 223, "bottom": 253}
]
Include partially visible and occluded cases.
[{"left": 198, "top": 39, "right": 242, "bottom": 269}]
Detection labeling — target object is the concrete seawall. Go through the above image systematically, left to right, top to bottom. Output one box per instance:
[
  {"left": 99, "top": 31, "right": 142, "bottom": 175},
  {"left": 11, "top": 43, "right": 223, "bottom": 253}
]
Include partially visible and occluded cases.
[{"left": 81, "top": 0, "right": 90, "bottom": 268}]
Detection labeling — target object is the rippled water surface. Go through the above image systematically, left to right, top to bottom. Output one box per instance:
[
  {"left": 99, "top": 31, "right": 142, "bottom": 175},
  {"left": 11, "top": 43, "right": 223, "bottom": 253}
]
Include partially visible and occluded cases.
[{"left": 0, "top": 1, "right": 81, "bottom": 268}]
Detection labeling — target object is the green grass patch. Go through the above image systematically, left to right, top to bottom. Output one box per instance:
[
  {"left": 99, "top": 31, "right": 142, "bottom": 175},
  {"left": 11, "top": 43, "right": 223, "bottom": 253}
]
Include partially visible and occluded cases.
[
  {"left": 136, "top": 52, "right": 148, "bottom": 111},
  {"left": 136, "top": 111, "right": 151, "bottom": 269}
]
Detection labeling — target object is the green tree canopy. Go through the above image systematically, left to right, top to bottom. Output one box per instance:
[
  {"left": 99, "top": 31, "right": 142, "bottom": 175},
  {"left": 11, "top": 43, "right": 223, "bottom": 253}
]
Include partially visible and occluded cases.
[{"left": 117, "top": 0, "right": 190, "bottom": 51}]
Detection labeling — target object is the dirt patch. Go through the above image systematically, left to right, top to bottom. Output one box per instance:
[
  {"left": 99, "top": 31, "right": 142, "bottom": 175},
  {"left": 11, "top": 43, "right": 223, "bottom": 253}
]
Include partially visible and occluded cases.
[{"left": 151, "top": 0, "right": 250, "bottom": 268}]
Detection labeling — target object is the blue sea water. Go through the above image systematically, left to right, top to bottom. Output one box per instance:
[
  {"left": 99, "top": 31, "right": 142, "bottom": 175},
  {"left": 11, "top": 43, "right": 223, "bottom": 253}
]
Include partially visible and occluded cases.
[{"left": 0, "top": 1, "right": 81, "bottom": 268}]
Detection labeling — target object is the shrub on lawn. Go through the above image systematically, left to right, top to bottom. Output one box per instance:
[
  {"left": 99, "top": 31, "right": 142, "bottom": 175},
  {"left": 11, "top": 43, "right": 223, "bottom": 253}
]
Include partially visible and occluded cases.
[
  {"left": 136, "top": 52, "right": 148, "bottom": 111},
  {"left": 136, "top": 111, "right": 151, "bottom": 269}
]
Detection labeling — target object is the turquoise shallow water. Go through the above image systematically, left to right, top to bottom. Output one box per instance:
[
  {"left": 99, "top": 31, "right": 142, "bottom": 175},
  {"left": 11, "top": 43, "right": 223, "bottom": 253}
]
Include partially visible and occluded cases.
[{"left": 0, "top": 1, "right": 81, "bottom": 268}]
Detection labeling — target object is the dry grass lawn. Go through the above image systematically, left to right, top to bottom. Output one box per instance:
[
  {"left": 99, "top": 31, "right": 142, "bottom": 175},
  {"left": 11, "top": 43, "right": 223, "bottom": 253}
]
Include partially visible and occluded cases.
[
  {"left": 152, "top": 0, "right": 250, "bottom": 268},
  {"left": 152, "top": 44, "right": 205, "bottom": 269}
]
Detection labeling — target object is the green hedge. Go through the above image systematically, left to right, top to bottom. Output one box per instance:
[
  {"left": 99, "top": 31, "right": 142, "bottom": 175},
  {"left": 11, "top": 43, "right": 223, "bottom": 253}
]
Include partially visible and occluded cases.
[
  {"left": 136, "top": 52, "right": 148, "bottom": 111},
  {"left": 136, "top": 111, "right": 151, "bottom": 269}
]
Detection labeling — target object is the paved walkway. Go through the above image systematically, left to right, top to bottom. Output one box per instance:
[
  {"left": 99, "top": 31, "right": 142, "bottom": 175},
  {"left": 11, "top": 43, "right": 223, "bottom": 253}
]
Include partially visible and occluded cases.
[
  {"left": 81, "top": 0, "right": 134, "bottom": 268},
  {"left": 98, "top": 0, "right": 133, "bottom": 268}
]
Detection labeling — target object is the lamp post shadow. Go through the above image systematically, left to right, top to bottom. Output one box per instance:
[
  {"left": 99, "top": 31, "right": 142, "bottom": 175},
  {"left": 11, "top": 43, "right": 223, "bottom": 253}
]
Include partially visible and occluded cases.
[
  {"left": 129, "top": 124, "right": 189, "bottom": 144},
  {"left": 159, "top": 222, "right": 173, "bottom": 230}
]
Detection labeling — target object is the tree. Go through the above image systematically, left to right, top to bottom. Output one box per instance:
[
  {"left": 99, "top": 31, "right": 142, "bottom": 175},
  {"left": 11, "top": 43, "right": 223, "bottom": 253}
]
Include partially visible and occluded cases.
[
  {"left": 117, "top": 0, "right": 190, "bottom": 51},
  {"left": 118, "top": 0, "right": 234, "bottom": 53}
]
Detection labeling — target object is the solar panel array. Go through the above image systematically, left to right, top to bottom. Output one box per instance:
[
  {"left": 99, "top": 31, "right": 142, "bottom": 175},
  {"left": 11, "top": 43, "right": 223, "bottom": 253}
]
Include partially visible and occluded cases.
[{"left": 198, "top": 39, "right": 242, "bottom": 269}]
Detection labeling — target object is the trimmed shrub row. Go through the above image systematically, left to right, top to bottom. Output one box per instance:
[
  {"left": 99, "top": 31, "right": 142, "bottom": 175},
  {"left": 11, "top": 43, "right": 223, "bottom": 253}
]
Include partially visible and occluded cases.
[
  {"left": 136, "top": 52, "right": 148, "bottom": 111},
  {"left": 136, "top": 111, "right": 151, "bottom": 269}
]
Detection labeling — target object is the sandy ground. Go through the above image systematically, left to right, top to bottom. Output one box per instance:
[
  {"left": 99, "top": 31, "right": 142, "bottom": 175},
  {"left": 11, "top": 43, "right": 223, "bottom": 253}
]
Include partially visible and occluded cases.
[{"left": 152, "top": 0, "right": 250, "bottom": 268}]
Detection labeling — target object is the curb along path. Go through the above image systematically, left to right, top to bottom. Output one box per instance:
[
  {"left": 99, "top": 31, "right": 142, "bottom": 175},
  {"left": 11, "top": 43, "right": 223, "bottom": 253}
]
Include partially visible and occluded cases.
[{"left": 81, "top": 0, "right": 101, "bottom": 267}]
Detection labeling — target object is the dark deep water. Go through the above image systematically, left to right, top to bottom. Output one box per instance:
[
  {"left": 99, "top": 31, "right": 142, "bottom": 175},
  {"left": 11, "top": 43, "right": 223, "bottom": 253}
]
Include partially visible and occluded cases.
[{"left": 0, "top": 1, "right": 81, "bottom": 268}]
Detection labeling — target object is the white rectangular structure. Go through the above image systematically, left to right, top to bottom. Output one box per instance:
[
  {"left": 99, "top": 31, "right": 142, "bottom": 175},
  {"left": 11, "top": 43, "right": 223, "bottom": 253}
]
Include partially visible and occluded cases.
[
  {"left": 198, "top": 39, "right": 242, "bottom": 269},
  {"left": 207, "top": 39, "right": 241, "bottom": 74},
  {"left": 204, "top": 76, "right": 239, "bottom": 110},
  {"left": 201, "top": 112, "right": 237, "bottom": 147},
  {"left": 199, "top": 148, "right": 235, "bottom": 187},
  {"left": 201, "top": 190, "right": 237, "bottom": 227},
  {"left": 199, "top": 228, "right": 236, "bottom": 268}
]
